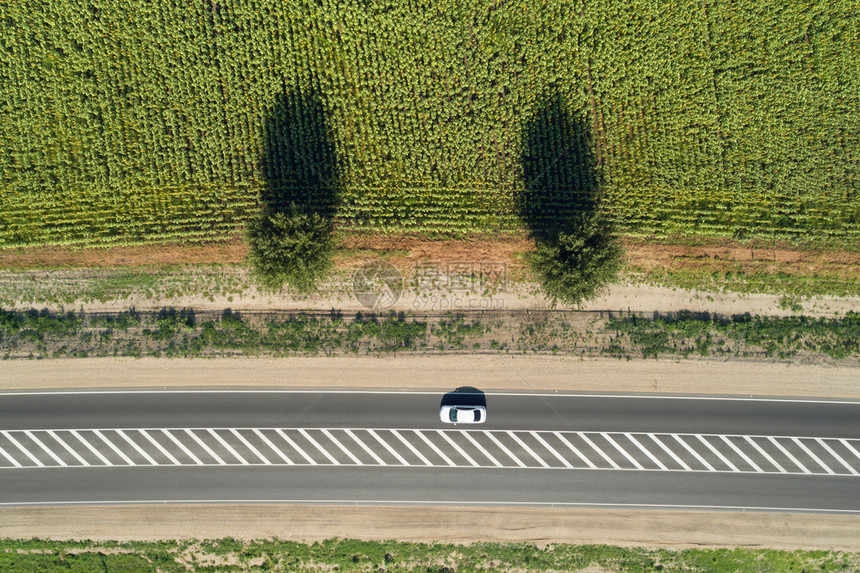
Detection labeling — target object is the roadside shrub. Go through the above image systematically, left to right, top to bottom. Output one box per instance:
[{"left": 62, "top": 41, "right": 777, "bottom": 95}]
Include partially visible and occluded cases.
[
  {"left": 245, "top": 205, "right": 335, "bottom": 294},
  {"left": 527, "top": 214, "right": 623, "bottom": 307}
]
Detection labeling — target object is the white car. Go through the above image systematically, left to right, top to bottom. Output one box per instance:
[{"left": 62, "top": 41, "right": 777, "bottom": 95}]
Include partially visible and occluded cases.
[{"left": 440, "top": 405, "right": 486, "bottom": 424}]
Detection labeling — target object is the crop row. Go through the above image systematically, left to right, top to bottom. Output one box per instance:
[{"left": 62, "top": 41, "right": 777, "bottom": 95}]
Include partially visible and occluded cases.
[{"left": 0, "top": 0, "right": 857, "bottom": 246}]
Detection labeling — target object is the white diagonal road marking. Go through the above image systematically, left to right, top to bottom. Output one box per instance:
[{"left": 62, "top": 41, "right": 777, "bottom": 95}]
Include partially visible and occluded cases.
[
  {"left": 2, "top": 428, "right": 858, "bottom": 477},
  {"left": 115, "top": 429, "right": 157, "bottom": 465},
  {"left": 207, "top": 429, "right": 249, "bottom": 465},
  {"left": 229, "top": 429, "right": 271, "bottom": 465},
  {"left": 251, "top": 429, "right": 293, "bottom": 465},
  {"left": 274, "top": 429, "right": 315, "bottom": 464},
  {"left": 298, "top": 429, "right": 339, "bottom": 465},
  {"left": 322, "top": 429, "right": 362, "bottom": 465},
  {"left": 344, "top": 429, "right": 386, "bottom": 465},
  {"left": 24, "top": 430, "right": 66, "bottom": 467},
  {"left": 69, "top": 430, "right": 112, "bottom": 466},
  {"left": 93, "top": 430, "right": 135, "bottom": 465},
  {"left": 139, "top": 430, "right": 181, "bottom": 465},
  {"left": 162, "top": 430, "right": 203, "bottom": 465},
  {"left": 184, "top": 430, "right": 226, "bottom": 465},
  {"left": 384, "top": 430, "right": 424, "bottom": 466},
  {"left": 414, "top": 430, "right": 456, "bottom": 466},
  {"left": 1, "top": 431, "right": 43, "bottom": 467},
  {"left": 47, "top": 431, "right": 90, "bottom": 466},
  {"left": 437, "top": 431, "right": 478, "bottom": 467},
  {"left": 484, "top": 431, "right": 527, "bottom": 467},
  {"left": 507, "top": 431, "right": 549, "bottom": 468},
  {"left": 462, "top": 432, "right": 502, "bottom": 467},
  {"left": 530, "top": 432, "right": 573, "bottom": 469},
  {"left": 553, "top": 432, "right": 597, "bottom": 469},
  {"left": 578, "top": 432, "right": 621, "bottom": 469},
  {"left": 601, "top": 433, "right": 644, "bottom": 470},
  {"left": 625, "top": 434, "right": 668, "bottom": 471},
  {"left": 647, "top": 434, "right": 691, "bottom": 471},
  {"left": 672, "top": 435, "right": 715, "bottom": 471},
  {"left": 695, "top": 435, "right": 739, "bottom": 472},
  {"left": 718, "top": 435, "right": 763, "bottom": 473},
  {"left": 743, "top": 436, "right": 786, "bottom": 473},
  {"left": 767, "top": 436, "right": 811, "bottom": 474},
  {"left": 791, "top": 437, "right": 835, "bottom": 475},
  {"left": 815, "top": 438, "right": 859, "bottom": 476},
  {"left": 839, "top": 439, "right": 860, "bottom": 468},
  {"left": 0, "top": 444, "right": 22, "bottom": 468}
]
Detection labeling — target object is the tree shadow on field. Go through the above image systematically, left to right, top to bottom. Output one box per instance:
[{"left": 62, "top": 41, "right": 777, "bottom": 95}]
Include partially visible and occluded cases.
[
  {"left": 247, "top": 85, "right": 341, "bottom": 294},
  {"left": 517, "top": 89, "right": 622, "bottom": 307}
]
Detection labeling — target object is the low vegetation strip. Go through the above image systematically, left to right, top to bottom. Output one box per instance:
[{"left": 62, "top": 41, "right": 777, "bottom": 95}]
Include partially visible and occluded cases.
[
  {"left": 1, "top": 308, "right": 857, "bottom": 364},
  {"left": 1, "top": 537, "right": 858, "bottom": 572}
]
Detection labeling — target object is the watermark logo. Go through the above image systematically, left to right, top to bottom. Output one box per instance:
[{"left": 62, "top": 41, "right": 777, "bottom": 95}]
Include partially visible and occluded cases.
[
  {"left": 352, "top": 261, "right": 404, "bottom": 310},
  {"left": 411, "top": 261, "right": 507, "bottom": 310},
  {"left": 412, "top": 261, "right": 507, "bottom": 293}
]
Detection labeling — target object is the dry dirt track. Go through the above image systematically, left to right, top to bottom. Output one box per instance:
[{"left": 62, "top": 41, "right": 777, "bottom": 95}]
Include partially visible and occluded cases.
[
  {"left": 2, "top": 355, "right": 860, "bottom": 549},
  {"left": 3, "top": 355, "right": 860, "bottom": 398}
]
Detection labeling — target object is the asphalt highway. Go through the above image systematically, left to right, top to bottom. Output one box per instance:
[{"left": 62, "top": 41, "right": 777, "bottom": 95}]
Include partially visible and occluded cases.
[{"left": 1, "top": 390, "right": 858, "bottom": 513}]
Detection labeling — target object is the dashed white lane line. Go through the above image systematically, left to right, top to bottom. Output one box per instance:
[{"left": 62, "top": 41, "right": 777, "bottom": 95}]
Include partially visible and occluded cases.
[
  {"left": 115, "top": 429, "right": 157, "bottom": 466},
  {"left": 162, "top": 429, "right": 203, "bottom": 465},
  {"left": 208, "top": 429, "right": 249, "bottom": 465},
  {"left": 230, "top": 429, "right": 271, "bottom": 465},
  {"left": 251, "top": 429, "right": 293, "bottom": 465},
  {"left": 274, "top": 429, "right": 314, "bottom": 465},
  {"left": 322, "top": 429, "right": 362, "bottom": 465},
  {"left": 344, "top": 429, "right": 386, "bottom": 466},
  {"left": 374, "top": 429, "right": 414, "bottom": 465},
  {"left": 24, "top": 430, "right": 66, "bottom": 467},
  {"left": 70, "top": 430, "right": 112, "bottom": 466},
  {"left": 93, "top": 430, "right": 135, "bottom": 465},
  {"left": 139, "top": 430, "right": 181, "bottom": 465},
  {"left": 1, "top": 431, "right": 43, "bottom": 467},
  {"left": 507, "top": 431, "right": 549, "bottom": 468},
  {"left": 530, "top": 432, "right": 573, "bottom": 469},
  {"left": 601, "top": 433, "right": 644, "bottom": 470},
  {"left": 625, "top": 433, "right": 668, "bottom": 471},
  {"left": 672, "top": 434, "right": 715, "bottom": 471},
  {"left": 695, "top": 434, "right": 739, "bottom": 472},
  {"left": 718, "top": 435, "right": 763, "bottom": 473},
  {"left": 767, "top": 436, "right": 811, "bottom": 474},
  {"left": 791, "top": 437, "right": 835, "bottom": 475},
  {"left": 815, "top": 438, "right": 859, "bottom": 476}
]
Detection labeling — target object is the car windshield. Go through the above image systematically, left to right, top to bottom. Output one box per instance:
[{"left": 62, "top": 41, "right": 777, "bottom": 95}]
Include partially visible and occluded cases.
[
  {"left": 449, "top": 409, "right": 459, "bottom": 422},
  {"left": 472, "top": 410, "right": 480, "bottom": 421}
]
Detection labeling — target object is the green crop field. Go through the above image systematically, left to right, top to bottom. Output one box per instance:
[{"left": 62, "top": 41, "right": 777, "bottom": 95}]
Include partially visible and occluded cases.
[{"left": 1, "top": 0, "right": 858, "bottom": 247}]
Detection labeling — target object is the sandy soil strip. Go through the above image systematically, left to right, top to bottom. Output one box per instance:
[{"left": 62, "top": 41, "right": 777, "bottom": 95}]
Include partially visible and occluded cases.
[
  {"left": 2, "top": 355, "right": 859, "bottom": 398},
  {"left": 1, "top": 505, "right": 859, "bottom": 551}
]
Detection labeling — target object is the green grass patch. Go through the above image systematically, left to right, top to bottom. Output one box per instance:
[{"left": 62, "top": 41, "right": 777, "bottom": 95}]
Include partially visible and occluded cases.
[{"left": 0, "top": 538, "right": 857, "bottom": 572}]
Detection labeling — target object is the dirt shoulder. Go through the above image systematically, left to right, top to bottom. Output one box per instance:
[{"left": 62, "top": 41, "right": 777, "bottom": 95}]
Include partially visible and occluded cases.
[
  {"left": 3, "top": 355, "right": 860, "bottom": 398},
  {"left": 2, "top": 505, "right": 859, "bottom": 551}
]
